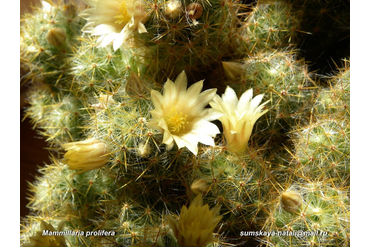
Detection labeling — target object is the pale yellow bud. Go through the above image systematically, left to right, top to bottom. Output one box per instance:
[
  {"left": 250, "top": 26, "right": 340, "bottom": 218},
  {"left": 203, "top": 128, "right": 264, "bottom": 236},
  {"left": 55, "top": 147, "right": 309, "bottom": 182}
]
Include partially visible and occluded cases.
[
  {"left": 164, "top": 0, "right": 182, "bottom": 18},
  {"left": 46, "top": 27, "right": 66, "bottom": 47},
  {"left": 222, "top": 61, "right": 246, "bottom": 80},
  {"left": 61, "top": 138, "right": 109, "bottom": 173},
  {"left": 190, "top": 179, "right": 210, "bottom": 195},
  {"left": 281, "top": 191, "right": 302, "bottom": 212}
]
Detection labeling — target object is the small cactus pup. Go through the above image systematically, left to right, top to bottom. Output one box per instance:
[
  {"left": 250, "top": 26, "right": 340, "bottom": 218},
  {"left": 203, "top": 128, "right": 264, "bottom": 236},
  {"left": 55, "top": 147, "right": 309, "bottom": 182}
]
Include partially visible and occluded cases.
[
  {"left": 20, "top": 0, "right": 84, "bottom": 88},
  {"left": 21, "top": 0, "right": 87, "bottom": 146},
  {"left": 145, "top": 0, "right": 248, "bottom": 83},
  {"left": 240, "top": 0, "right": 302, "bottom": 52},
  {"left": 69, "top": 34, "right": 153, "bottom": 97},
  {"left": 223, "top": 50, "right": 317, "bottom": 162},
  {"left": 230, "top": 50, "right": 316, "bottom": 126},
  {"left": 315, "top": 59, "right": 350, "bottom": 119},
  {"left": 24, "top": 88, "right": 85, "bottom": 146},
  {"left": 291, "top": 117, "right": 350, "bottom": 187},
  {"left": 186, "top": 144, "right": 278, "bottom": 244},
  {"left": 259, "top": 183, "right": 350, "bottom": 247}
]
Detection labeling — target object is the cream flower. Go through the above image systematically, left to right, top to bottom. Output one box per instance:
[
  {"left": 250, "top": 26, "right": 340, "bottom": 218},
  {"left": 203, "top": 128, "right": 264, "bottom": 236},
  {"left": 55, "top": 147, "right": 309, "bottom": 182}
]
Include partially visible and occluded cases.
[
  {"left": 79, "top": 0, "right": 148, "bottom": 50},
  {"left": 148, "top": 71, "right": 221, "bottom": 155},
  {"left": 210, "top": 86, "right": 269, "bottom": 153},
  {"left": 61, "top": 138, "right": 109, "bottom": 173},
  {"left": 166, "top": 194, "right": 222, "bottom": 247}
]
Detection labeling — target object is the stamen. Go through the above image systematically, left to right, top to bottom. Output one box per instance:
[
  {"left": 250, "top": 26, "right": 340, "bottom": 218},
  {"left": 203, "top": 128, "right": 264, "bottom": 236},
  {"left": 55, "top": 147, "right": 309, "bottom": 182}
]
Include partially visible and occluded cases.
[
  {"left": 114, "top": 1, "right": 131, "bottom": 24},
  {"left": 165, "top": 108, "right": 189, "bottom": 133}
]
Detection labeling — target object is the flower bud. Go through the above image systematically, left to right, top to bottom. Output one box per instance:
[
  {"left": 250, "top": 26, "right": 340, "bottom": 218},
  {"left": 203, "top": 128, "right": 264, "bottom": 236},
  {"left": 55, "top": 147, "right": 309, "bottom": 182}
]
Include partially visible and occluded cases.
[
  {"left": 164, "top": 0, "right": 182, "bottom": 18},
  {"left": 186, "top": 3, "right": 203, "bottom": 20},
  {"left": 46, "top": 27, "right": 66, "bottom": 47},
  {"left": 222, "top": 61, "right": 246, "bottom": 80},
  {"left": 61, "top": 138, "right": 109, "bottom": 173},
  {"left": 137, "top": 142, "right": 151, "bottom": 158},
  {"left": 190, "top": 179, "right": 210, "bottom": 195},
  {"left": 281, "top": 191, "right": 302, "bottom": 212}
]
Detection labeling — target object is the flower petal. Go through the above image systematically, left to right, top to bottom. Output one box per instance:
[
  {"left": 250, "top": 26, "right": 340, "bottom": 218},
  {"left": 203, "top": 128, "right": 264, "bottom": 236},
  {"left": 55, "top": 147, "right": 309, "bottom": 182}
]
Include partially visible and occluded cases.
[
  {"left": 80, "top": 0, "right": 148, "bottom": 49},
  {"left": 82, "top": 0, "right": 98, "bottom": 7},
  {"left": 137, "top": 22, "right": 148, "bottom": 33},
  {"left": 92, "top": 24, "right": 116, "bottom": 35},
  {"left": 99, "top": 32, "right": 118, "bottom": 47},
  {"left": 174, "top": 71, "right": 188, "bottom": 94},
  {"left": 163, "top": 78, "right": 177, "bottom": 105},
  {"left": 222, "top": 86, "right": 238, "bottom": 111},
  {"left": 194, "top": 88, "right": 217, "bottom": 111},
  {"left": 236, "top": 88, "right": 253, "bottom": 113},
  {"left": 151, "top": 90, "right": 164, "bottom": 109},
  {"left": 210, "top": 94, "right": 232, "bottom": 117},
  {"left": 249, "top": 94, "right": 264, "bottom": 112},
  {"left": 201, "top": 108, "right": 223, "bottom": 121},
  {"left": 191, "top": 119, "right": 220, "bottom": 136},
  {"left": 163, "top": 130, "right": 174, "bottom": 145},
  {"left": 197, "top": 134, "right": 215, "bottom": 146},
  {"left": 166, "top": 215, "right": 179, "bottom": 238}
]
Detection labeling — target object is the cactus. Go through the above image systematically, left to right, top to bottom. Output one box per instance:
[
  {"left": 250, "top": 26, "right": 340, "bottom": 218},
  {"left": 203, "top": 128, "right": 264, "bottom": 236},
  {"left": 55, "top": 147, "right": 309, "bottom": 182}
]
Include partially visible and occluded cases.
[
  {"left": 20, "top": 0, "right": 350, "bottom": 246},
  {"left": 239, "top": 0, "right": 302, "bottom": 53},
  {"left": 257, "top": 182, "right": 350, "bottom": 247}
]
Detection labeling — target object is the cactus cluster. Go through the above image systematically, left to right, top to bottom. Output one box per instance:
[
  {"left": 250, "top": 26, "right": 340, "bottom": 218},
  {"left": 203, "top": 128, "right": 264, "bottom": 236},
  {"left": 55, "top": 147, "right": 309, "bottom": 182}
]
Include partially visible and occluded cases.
[{"left": 20, "top": 0, "right": 349, "bottom": 246}]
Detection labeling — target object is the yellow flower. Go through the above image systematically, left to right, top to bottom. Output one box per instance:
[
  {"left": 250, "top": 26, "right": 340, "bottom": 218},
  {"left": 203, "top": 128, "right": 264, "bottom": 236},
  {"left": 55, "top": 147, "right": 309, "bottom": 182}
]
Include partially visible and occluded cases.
[
  {"left": 80, "top": 0, "right": 148, "bottom": 50},
  {"left": 148, "top": 71, "right": 221, "bottom": 155},
  {"left": 210, "top": 86, "right": 269, "bottom": 153},
  {"left": 61, "top": 138, "right": 109, "bottom": 173},
  {"left": 166, "top": 194, "right": 222, "bottom": 247}
]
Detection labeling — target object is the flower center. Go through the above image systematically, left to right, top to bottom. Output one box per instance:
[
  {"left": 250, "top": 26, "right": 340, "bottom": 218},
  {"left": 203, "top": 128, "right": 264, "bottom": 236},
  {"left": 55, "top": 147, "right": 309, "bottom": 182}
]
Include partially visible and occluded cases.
[
  {"left": 114, "top": 1, "right": 131, "bottom": 25},
  {"left": 165, "top": 108, "right": 189, "bottom": 133}
]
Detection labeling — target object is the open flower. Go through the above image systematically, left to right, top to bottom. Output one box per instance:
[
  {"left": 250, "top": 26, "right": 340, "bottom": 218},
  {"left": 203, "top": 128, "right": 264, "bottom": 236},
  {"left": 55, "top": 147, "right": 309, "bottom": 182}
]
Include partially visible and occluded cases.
[
  {"left": 79, "top": 0, "right": 148, "bottom": 50},
  {"left": 148, "top": 71, "right": 221, "bottom": 155},
  {"left": 210, "top": 86, "right": 269, "bottom": 153},
  {"left": 61, "top": 138, "right": 109, "bottom": 173},
  {"left": 166, "top": 194, "right": 222, "bottom": 247}
]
